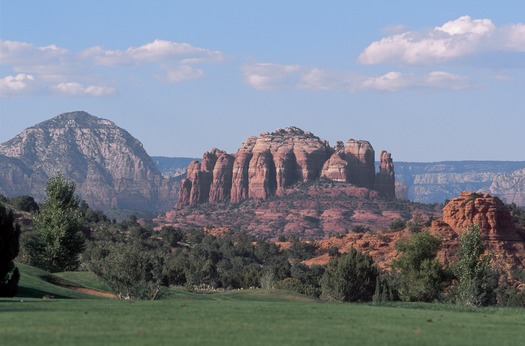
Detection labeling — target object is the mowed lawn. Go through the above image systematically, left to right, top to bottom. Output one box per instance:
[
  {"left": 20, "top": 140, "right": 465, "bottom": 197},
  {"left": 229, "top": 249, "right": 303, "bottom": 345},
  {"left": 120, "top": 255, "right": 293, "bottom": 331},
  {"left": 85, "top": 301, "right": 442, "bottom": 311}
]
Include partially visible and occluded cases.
[{"left": 0, "top": 265, "right": 524, "bottom": 346}]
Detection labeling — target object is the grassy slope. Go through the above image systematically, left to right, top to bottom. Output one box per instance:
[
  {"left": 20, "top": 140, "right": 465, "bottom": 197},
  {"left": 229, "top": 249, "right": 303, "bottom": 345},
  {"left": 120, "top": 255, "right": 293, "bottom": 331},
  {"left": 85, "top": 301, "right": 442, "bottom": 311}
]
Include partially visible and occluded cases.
[{"left": 2, "top": 265, "right": 525, "bottom": 346}]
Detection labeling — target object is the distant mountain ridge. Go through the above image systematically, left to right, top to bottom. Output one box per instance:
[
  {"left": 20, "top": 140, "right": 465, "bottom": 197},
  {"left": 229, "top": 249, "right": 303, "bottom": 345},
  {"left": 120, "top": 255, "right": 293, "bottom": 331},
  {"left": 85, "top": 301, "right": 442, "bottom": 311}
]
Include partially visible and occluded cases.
[
  {"left": 0, "top": 111, "right": 178, "bottom": 211},
  {"left": 395, "top": 161, "right": 525, "bottom": 205}
]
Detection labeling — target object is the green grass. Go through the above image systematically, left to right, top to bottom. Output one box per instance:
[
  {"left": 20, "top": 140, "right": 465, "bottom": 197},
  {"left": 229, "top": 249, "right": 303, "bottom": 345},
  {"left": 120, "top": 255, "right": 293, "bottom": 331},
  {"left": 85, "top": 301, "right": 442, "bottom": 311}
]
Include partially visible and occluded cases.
[
  {"left": 1, "top": 264, "right": 524, "bottom": 346},
  {"left": 53, "top": 271, "right": 112, "bottom": 292}
]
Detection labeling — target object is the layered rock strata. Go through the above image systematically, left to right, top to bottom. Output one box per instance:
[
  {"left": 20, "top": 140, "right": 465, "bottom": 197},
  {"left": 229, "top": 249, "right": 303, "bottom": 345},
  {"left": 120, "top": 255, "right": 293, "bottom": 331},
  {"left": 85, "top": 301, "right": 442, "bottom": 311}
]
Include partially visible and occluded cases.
[
  {"left": 0, "top": 111, "right": 178, "bottom": 211},
  {"left": 177, "top": 127, "right": 396, "bottom": 207},
  {"left": 442, "top": 192, "right": 521, "bottom": 241}
]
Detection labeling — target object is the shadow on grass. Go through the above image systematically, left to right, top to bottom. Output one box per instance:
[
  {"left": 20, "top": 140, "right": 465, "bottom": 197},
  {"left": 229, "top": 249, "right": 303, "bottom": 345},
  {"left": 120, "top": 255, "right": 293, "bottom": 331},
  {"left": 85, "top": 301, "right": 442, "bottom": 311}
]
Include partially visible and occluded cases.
[{"left": 16, "top": 286, "right": 73, "bottom": 299}]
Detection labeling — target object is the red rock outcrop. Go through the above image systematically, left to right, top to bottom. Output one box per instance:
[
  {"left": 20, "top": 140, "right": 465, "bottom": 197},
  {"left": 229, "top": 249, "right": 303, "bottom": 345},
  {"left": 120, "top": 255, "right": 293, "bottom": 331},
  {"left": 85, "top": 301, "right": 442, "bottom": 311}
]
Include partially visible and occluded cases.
[
  {"left": 177, "top": 127, "right": 395, "bottom": 206},
  {"left": 321, "top": 139, "right": 377, "bottom": 189},
  {"left": 375, "top": 151, "right": 396, "bottom": 198},
  {"left": 209, "top": 152, "right": 235, "bottom": 203},
  {"left": 442, "top": 191, "right": 520, "bottom": 241}
]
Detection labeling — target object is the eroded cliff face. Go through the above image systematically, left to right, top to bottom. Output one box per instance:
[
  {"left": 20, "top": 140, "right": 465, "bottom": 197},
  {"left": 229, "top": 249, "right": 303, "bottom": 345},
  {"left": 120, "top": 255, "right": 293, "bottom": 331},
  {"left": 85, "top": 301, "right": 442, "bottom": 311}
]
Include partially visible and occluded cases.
[
  {"left": 0, "top": 111, "right": 178, "bottom": 211},
  {"left": 177, "top": 127, "right": 395, "bottom": 207},
  {"left": 442, "top": 191, "right": 520, "bottom": 241}
]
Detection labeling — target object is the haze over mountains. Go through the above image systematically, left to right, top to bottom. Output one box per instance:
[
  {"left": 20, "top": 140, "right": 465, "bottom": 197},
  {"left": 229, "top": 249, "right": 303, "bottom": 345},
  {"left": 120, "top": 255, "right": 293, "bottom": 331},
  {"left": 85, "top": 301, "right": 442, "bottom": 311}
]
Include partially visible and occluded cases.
[{"left": 1, "top": 111, "right": 525, "bottom": 212}]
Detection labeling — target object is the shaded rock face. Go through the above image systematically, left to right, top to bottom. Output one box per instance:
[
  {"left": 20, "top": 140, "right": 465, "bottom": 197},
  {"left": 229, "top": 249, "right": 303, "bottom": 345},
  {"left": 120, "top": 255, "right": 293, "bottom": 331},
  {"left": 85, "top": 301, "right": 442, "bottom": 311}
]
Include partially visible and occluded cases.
[
  {"left": 0, "top": 111, "right": 178, "bottom": 211},
  {"left": 177, "top": 127, "right": 396, "bottom": 207},
  {"left": 321, "top": 139, "right": 378, "bottom": 188},
  {"left": 375, "top": 151, "right": 396, "bottom": 198},
  {"left": 442, "top": 192, "right": 520, "bottom": 241}
]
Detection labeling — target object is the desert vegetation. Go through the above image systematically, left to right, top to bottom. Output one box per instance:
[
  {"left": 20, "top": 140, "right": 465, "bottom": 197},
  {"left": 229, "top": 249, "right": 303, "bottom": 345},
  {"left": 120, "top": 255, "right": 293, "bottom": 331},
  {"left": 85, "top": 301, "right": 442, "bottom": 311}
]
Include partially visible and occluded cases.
[{"left": 2, "top": 175, "right": 525, "bottom": 345}]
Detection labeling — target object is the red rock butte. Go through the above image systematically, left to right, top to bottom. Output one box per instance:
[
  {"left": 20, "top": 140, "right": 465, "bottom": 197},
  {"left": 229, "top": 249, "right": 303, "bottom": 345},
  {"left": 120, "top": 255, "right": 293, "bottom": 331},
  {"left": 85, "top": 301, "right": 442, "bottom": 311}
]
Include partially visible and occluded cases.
[{"left": 177, "top": 127, "right": 395, "bottom": 207}]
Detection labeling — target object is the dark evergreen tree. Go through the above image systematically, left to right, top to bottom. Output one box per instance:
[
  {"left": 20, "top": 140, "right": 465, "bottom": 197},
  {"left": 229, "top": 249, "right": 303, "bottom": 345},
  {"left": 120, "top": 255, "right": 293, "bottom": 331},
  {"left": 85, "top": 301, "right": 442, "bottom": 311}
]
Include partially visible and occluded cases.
[
  {"left": 24, "top": 175, "right": 85, "bottom": 272},
  {"left": 0, "top": 205, "right": 21, "bottom": 296},
  {"left": 320, "top": 247, "right": 378, "bottom": 302}
]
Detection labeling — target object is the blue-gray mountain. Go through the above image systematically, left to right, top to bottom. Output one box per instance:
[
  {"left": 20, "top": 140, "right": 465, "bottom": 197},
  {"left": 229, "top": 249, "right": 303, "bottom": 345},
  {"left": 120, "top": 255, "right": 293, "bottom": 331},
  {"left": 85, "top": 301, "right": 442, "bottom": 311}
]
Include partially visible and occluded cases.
[
  {"left": 0, "top": 111, "right": 179, "bottom": 211},
  {"left": 395, "top": 161, "right": 525, "bottom": 205}
]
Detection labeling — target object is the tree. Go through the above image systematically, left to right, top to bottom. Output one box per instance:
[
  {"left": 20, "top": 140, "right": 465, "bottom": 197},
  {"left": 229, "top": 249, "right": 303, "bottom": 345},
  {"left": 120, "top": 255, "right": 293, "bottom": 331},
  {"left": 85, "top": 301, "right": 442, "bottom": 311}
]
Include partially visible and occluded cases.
[
  {"left": 24, "top": 175, "right": 85, "bottom": 272},
  {"left": 9, "top": 195, "right": 39, "bottom": 213},
  {"left": 0, "top": 205, "right": 21, "bottom": 296},
  {"left": 454, "top": 225, "right": 497, "bottom": 306},
  {"left": 392, "top": 230, "right": 443, "bottom": 302},
  {"left": 84, "top": 240, "right": 164, "bottom": 300},
  {"left": 320, "top": 247, "right": 379, "bottom": 302}
]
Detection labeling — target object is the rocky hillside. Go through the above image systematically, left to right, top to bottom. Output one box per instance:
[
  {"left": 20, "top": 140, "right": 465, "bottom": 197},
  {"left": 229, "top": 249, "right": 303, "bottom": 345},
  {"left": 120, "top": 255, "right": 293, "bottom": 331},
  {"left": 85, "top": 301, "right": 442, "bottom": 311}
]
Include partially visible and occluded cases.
[
  {"left": 0, "top": 111, "right": 178, "bottom": 211},
  {"left": 177, "top": 127, "right": 395, "bottom": 206},
  {"left": 395, "top": 161, "right": 525, "bottom": 205},
  {"left": 160, "top": 182, "right": 439, "bottom": 239},
  {"left": 305, "top": 192, "right": 525, "bottom": 280}
]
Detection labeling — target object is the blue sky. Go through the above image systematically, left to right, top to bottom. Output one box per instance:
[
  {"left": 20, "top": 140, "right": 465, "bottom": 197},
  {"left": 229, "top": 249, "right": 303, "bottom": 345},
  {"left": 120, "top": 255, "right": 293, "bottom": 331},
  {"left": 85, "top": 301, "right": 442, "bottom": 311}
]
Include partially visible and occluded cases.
[{"left": 1, "top": 0, "right": 525, "bottom": 161}]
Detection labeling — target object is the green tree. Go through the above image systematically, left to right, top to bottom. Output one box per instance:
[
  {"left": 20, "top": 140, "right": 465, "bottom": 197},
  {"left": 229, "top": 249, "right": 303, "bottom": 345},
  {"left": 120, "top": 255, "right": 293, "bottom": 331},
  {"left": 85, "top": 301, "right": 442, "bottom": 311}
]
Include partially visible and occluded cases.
[
  {"left": 24, "top": 175, "right": 85, "bottom": 272},
  {"left": 9, "top": 195, "right": 39, "bottom": 213},
  {"left": 0, "top": 205, "right": 21, "bottom": 296},
  {"left": 454, "top": 225, "right": 497, "bottom": 306},
  {"left": 392, "top": 230, "right": 443, "bottom": 302},
  {"left": 84, "top": 240, "right": 164, "bottom": 300},
  {"left": 320, "top": 247, "right": 378, "bottom": 302}
]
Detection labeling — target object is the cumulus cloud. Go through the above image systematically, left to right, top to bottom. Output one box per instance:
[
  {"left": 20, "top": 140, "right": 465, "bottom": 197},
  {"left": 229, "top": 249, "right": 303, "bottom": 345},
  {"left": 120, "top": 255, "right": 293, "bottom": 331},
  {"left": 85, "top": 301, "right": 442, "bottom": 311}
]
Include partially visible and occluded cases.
[
  {"left": 358, "top": 16, "right": 525, "bottom": 65},
  {"left": 0, "top": 39, "right": 224, "bottom": 97},
  {"left": 80, "top": 39, "right": 224, "bottom": 66},
  {"left": 242, "top": 63, "right": 470, "bottom": 92},
  {"left": 242, "top": 63, "right": 303, "bottom": 90},
  {"left": 164, "top": 65, "right": 204, "bottom": 83},
  {"left": 360, "top": 71, "right": 469, "bottom": 91},
  {"left": 0, "top": 74, "right": 36, "bottom": 96},
  {"left": 54, "top": 82, "right": 116, "bottom": 96}
]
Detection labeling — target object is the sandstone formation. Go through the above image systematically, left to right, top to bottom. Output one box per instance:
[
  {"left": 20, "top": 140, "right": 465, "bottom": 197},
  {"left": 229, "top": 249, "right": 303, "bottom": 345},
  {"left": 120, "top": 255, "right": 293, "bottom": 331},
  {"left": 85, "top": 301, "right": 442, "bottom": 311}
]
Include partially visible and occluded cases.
[
  {"left": 0, "top": 111, "right": 178, "bottom": 211},
  {"left": 177, "top": 127, "right": 396, "bottom": 207},
  {"left": 375, "top": 151, "right": 396, "bottom": 198},
  {"left": 442, "top": 191, "right": 521, "bottom": 241}
]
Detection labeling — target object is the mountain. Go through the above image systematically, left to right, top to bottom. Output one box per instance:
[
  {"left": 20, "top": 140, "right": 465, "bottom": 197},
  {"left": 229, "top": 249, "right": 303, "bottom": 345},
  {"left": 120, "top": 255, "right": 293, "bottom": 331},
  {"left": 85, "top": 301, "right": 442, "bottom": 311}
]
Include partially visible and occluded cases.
[
  {"left": 0, "top": 111, "right": 178, "bottom": 211},
  {"left": 156, "top": 127, "right": 408, "bottom": 237},
  {"left": 177, "top": 127, "right": 395, "bottom": 206},
  {"left": 151, "top": 156, "right": 197, "bottom": 178},
  {"left": 394, "top": 161, "right": 525, "bottom": 205}
]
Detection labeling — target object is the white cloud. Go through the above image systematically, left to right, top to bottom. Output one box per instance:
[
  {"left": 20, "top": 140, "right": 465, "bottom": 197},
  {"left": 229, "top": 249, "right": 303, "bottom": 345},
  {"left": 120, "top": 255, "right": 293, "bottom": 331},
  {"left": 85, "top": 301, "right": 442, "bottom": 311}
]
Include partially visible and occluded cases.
[
  {"left": 358, "top": 16, "right": 525, "bottom": 65},
  {"left": 0, "top": 39, "right": 224, "bottom": 97},
  {"left": 80, "top": 39, "right": 224, "bottom": 66},
  {"left": 242, "top": 63, "right": 303, "bottom": 90},
  {"left": 243, "top": 63, "right": 470, "bottom": 92},
  {"left": 164, "top": 65, "right": 204, "bottom": 83},
  {"left": 359, "top": 71, "right": 469, "bottom": 91},
  {"left": 0, "top": 74, "right": 36, "bottom": 96},
  {"left": 54, "top": 82, "right": 115, "bottom": 96}
]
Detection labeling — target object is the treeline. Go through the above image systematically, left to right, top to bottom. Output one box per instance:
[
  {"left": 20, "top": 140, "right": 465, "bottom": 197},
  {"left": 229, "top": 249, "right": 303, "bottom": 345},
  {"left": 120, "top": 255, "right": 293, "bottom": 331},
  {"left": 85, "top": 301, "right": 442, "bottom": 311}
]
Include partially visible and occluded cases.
[{"left": 1, "top": 175, "right": 525, "bottom": 307}]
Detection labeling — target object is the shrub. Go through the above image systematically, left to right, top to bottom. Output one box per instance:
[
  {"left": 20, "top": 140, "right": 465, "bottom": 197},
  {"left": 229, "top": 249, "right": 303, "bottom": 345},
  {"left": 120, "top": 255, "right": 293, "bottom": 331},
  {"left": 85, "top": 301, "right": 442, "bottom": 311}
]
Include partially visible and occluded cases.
[
  {"left": 9, "top": 195, "right": 39, "bottom": 213},
  {"left": 0, "top": 205, "right": 21, "bottom": 297},
  {"left": 388, "top": 219, "right": 406, "bottom": 231},
  {"left": 453, "top": 225, "right": 497, "bottom": 306},
  {"left": 392, "top": 230, "right": 444, "bottom": 302},
  {"left": 320, "top": 247, "right": 378, "bottom": 302}
]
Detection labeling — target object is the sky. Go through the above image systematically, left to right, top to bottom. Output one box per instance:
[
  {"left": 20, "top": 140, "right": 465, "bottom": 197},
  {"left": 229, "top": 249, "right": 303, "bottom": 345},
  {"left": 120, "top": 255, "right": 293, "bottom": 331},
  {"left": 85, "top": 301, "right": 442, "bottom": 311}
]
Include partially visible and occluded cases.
[{"left": 1, "top": 0, "right": 525, "bottom": 162}]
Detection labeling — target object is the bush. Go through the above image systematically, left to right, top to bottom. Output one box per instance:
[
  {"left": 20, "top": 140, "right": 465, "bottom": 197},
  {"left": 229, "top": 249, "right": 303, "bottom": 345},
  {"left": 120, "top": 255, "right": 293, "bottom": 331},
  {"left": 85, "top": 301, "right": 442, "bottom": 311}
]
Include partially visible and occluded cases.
[
  {"left": 9, "top": 195, "right": 39, "bottom": 213},
  {"left": 0, "top": 205, "right": 21, "bottom": 297},
  {"left": 388, "top": 219, "right": 406, "bottom": 231},
  {"left": 453, "top": 225, "right": 497, "bottom": 306},
  {"left": 392, "top": 230, "right": 444, "bottom": 302},
  {"left": 320, "top": 247, "right": 378, "bottom": 302},
  {"left": 373, "top": 272, "right": 399, "bottom": 303}
]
